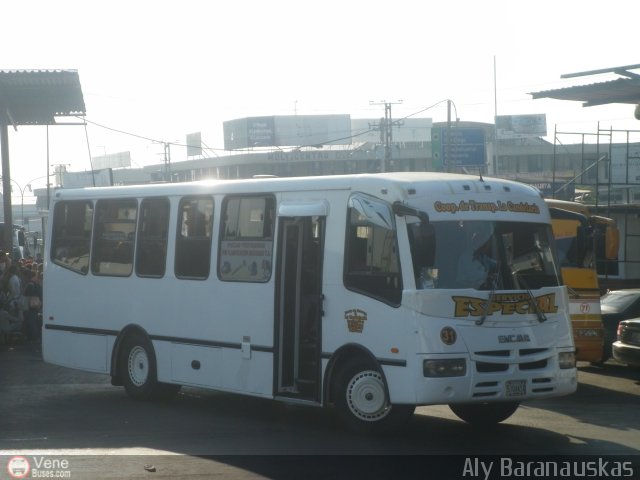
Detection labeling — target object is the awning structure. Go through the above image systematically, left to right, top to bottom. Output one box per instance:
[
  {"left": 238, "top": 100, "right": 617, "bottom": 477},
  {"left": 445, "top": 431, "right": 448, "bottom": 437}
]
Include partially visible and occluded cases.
[
  {"left": 529, "top": 64, "right": 640, "bottom": 108},
  {"left": 0, "top": 69, "right": 85, "bottom": 125},
  {"left": 0, "top": 70, "right": 85, "bottom": 255}
]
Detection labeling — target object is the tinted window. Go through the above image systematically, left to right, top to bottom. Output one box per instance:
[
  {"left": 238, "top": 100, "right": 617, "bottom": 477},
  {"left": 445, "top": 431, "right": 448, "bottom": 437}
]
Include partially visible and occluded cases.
[
  {"left": 344, "top": 194, "right": 402, "bottom": 305},
  {"left": 175, "top": 196, "right": 213, "bottom": 279},
  {"left": 136, "top": 197, "right": 170, "bottom": 277},
  {"left": 92, "top": 199, "right": 138, "bottom": 276},
  {"left": 51, "top": 201, "right": 94, "bottom": 274}
]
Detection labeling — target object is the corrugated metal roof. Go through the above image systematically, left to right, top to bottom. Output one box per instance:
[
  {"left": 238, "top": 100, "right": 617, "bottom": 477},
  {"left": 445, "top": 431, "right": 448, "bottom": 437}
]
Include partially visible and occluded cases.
[
  {"left": 0, "top": 69, "right": 85, "bottom": 125},
  {"left": 530, "top": 77, "right": 640, "bottom": 107}
]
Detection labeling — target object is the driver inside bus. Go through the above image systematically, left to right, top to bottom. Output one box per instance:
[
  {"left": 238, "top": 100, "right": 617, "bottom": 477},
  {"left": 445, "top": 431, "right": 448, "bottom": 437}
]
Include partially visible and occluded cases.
[{"left": 456, "top": 229, "right": 498, "bottom": 289}]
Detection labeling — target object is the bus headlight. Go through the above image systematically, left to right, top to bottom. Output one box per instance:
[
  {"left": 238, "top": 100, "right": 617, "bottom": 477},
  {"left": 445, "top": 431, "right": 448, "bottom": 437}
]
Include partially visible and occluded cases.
[
  {"left": 558, "top": 352, "right": 576, "bottom": 369},
  {"left": 423, "top": 358, "right": 466, "bottom": 377}
]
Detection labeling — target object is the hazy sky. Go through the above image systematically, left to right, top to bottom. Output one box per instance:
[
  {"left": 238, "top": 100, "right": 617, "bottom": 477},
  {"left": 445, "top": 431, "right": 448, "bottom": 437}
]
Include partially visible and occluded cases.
[{"left": 2, "top": 0, "right": 638, "bottom": 195}]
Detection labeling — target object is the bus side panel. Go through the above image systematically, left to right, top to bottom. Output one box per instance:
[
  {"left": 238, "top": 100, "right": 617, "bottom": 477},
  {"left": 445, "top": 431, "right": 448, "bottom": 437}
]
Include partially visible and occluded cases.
[
  {"left": 562, "top": 267, "right": 604, "bottom": 363},
  {"left": 43, "top": 329, "right": 109, "bottom": 374},
  {"left": 169, "top": 343, "right": 223, "bottom": 387},
  {"left": 221, "top": 350, "right": 273, "bottom": 396},
  {"left": 382, "top": 362, "right": 421, "bottom": 405}
]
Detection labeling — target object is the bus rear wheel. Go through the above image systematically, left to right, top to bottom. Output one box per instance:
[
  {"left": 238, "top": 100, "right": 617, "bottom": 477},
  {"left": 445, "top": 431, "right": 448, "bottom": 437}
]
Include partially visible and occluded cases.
[
  {"left": 120, "top": 334, "right": 180, "bottom": 401},
  {"left": 334, "top": 359, "right": 414, "bottom": 433},
  {"left": 449, "top": 401, "right": 520, "bottom": 426}
]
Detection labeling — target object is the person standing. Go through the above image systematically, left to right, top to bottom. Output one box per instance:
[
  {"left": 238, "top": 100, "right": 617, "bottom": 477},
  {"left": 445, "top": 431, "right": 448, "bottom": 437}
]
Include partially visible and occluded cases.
[
  {"left": 3, "top": 264, "right": 24, "bottom": 327},
  {"left": 24, "top": 267, "right": 43, "bottom": 341}
]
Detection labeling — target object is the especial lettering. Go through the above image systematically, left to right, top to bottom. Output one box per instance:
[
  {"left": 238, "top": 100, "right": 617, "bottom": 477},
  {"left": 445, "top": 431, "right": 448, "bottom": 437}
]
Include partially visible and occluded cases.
[{"left": 452, "top": 293, "right": 558, "bottom": 317}]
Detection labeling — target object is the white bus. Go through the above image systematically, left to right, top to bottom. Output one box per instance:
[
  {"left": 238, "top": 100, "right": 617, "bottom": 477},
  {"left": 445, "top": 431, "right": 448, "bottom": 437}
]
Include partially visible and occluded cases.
[{"left": 43, "top": 173, "right": 577, "bottom": 432}]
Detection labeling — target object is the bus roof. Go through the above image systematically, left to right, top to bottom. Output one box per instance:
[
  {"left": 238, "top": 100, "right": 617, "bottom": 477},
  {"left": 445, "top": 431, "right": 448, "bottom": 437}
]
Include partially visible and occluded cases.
[
  {"left": 52, "top": 172, "right": 543, "bottom": 202},
  {"left": 544, "top": 198, "right": 591, "bottom": 216},
  {"left": 545, "top": 199, "right": 616, "bottom": 226}
]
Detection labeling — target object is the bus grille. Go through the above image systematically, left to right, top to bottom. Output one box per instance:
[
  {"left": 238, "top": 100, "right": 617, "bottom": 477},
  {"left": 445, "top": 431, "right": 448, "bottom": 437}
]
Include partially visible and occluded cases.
[
  {"left": 470, "top": 348, "right": 554, "bottom": 398},
  {"left": 474, "top": 348, "right": 550, "bottom": 372}
]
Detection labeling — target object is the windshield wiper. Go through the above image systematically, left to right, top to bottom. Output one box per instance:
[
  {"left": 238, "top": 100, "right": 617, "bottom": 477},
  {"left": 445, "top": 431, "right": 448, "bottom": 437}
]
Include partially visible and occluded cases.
[
  {"left": 476, "top": 263, "right": 500, "bottom": 326},
  {"left": 514, "top": 273, "right": 547, "bottom": 323}
]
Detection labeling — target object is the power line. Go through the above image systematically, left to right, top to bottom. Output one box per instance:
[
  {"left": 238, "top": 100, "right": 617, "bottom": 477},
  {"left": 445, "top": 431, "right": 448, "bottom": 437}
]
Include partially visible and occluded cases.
[{"left": 78, "top": 99, "right": 458, "bottom": 163}]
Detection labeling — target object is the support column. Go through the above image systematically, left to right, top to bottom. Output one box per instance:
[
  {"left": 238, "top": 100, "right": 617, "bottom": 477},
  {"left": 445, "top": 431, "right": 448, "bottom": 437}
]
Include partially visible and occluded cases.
[{"left": 1, "top": 121, "right": 13, "bottom": 255}]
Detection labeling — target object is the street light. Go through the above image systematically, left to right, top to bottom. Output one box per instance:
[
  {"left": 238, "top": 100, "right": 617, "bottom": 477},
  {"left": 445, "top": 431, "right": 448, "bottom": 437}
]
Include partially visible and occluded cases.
[
  {"left": 0, "top": 175, "right": 51, "bottom": 227},
  {"left": 10, "top": 182, "right": 32, "bottom": 226}
]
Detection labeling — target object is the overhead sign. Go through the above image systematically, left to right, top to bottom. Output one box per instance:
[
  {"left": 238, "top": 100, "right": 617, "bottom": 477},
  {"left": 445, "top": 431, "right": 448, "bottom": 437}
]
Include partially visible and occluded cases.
[
  {"left": 223, "top": 116, "right": 275, "bottom": 150},
  {"left": 431, "top": 127, "right": 486, "bottom": 167}
]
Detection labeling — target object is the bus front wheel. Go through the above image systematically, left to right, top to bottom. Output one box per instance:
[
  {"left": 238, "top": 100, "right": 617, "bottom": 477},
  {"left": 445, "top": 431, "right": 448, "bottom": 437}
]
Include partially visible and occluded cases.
[
  {"left": 119, "top": 334, "right": 180, "bottom": 401},
  {"left": 334, "top": 359, "right": 414, "bottom": 433},
  {"left": 449, "top": 401, "right": 520, "bottom": 426}
]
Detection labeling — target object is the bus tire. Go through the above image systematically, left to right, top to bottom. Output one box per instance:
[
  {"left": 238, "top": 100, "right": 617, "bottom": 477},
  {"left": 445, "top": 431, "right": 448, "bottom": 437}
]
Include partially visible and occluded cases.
[
  {"left": 120, "top": 333, "right": 180, "bottom": 401},
  {"left": 334, "top": 358, "right": 414, "bottom": 433},
  {"left": 449, "top": 401, "right": 520, "bottom": 426}
]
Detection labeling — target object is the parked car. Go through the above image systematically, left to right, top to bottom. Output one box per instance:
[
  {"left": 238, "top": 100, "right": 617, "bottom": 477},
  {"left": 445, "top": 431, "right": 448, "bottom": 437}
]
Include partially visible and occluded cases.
[
  {"left": 600, "top": 289, "right": 640, "bottom": 360},
  {"left": 613, "top": 318, "right": 640, "bottom": 367}
]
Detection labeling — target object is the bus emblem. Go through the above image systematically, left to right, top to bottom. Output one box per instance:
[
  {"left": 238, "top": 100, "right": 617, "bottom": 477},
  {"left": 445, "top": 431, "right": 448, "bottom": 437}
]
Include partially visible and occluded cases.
[
  {"left": 579, "top": 303, "right": 590, "bottom": 313},
  {"left": 344, "top": 309, "right": 367, "bottom": 333},
  {"left": 440, "top": 327, "right": 457, "bottom": 345}
]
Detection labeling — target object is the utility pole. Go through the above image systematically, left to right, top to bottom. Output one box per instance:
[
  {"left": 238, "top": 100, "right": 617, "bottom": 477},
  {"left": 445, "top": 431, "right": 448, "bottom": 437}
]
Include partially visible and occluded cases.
[
  {"left": 446, "top": 99, "right": 452, "bottom": 172},
  {"left": 370, "top": 100, "right": 403, "bottom": 172},
  {"left": 0, "top": 119, "right": 13, "bottom": 253},
  {"left": 164, "top": 142, "right": 172, "bottom": 182}
]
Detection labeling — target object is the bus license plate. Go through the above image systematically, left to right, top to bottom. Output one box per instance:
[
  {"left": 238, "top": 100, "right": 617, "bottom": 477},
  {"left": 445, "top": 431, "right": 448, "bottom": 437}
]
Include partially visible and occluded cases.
[{"left": 506, "top": 380, "right": 526, "bottom": 397}]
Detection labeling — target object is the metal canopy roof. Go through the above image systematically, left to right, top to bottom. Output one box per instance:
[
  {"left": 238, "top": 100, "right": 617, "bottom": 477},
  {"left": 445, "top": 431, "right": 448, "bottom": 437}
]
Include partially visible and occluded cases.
[
  {"left": 529, "top": 64, "right": 640, "bottom": 107},
  {"left": 0, "top": 69, "right": 85, "bottom": 125}
]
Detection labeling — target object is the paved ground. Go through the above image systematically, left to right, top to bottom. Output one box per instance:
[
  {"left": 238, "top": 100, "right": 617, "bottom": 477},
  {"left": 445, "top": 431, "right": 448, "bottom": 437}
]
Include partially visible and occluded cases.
[{"left": 1, "top": 339, "right": 639, "bottom": 478}]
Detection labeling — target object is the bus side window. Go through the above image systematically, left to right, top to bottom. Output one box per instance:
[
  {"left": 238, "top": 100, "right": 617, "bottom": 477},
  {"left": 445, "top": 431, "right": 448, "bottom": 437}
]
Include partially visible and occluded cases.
[
  {"left": 344, "top": 194, "right": 402, "bottom": 306},
  {"left": 218, "top": 195, "right": 275, "bottom": 282},
  {"left": 175, "top": 196, "right": 214, "bottom": 280},
  {"left": 136, "top": 197, "right": 170, "bottom": 278},
  {"left": 91, "top": 199, "right": 138, "bottom": 277},
  {"left": 51, "top": 200, "right": 94, "bottom": 275}
]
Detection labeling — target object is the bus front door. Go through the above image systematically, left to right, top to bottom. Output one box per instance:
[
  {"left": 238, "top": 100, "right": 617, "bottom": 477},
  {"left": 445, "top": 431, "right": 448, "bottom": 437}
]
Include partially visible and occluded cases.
[{"left": 276, "top": 216, "right": 324, "bottom": 401}]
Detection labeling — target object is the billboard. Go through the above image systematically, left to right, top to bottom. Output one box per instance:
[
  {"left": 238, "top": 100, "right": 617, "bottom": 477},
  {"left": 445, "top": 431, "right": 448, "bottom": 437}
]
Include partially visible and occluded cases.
[
  {"left": 496, "top": 114, "right": 547, "bottom": 138},
  {"left": 223, "top": 115, "right": 351, "bottom": 150},
  {"left": 275, "top": 115, "right": 351, "bottom": 147},
  {"left": 350, "top": 118, "right": 432, "bottom": 143},
  {"left": 186, "top": 132, "right": 202, "bottom": 157},
  {"left": 610, "top": 143, "right": 640, "bottom": 183},
  {"left": 92, "top": 151, "right": 131, "bottom": 170},
  {"left": 62, "top": 169, "right": 113, "bottom": 188}
]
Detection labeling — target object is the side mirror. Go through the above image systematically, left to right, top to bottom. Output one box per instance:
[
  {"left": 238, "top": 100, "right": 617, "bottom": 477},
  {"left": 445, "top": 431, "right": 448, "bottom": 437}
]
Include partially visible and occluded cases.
[{"left": 392, "top": 201, "right": 429, "bottom": 224}]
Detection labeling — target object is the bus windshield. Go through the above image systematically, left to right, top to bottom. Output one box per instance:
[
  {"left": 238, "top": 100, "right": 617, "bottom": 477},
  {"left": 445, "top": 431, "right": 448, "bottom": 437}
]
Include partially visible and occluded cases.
[{"left": 410, "top": 220, "right": 561, "bottom": 291}]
